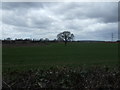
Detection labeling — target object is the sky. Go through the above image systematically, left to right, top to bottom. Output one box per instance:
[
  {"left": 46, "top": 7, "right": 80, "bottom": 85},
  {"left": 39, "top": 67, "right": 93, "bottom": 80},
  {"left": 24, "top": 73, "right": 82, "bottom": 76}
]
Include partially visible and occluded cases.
[{"left": 1, "top": 2, "right": 118, "bottom": 41}]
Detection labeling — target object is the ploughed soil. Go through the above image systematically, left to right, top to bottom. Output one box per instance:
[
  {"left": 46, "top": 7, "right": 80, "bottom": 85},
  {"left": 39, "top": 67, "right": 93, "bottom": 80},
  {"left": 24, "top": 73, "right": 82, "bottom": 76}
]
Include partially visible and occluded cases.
[{"left": 2, "top": 42, "right": 50, "bottom": 47}]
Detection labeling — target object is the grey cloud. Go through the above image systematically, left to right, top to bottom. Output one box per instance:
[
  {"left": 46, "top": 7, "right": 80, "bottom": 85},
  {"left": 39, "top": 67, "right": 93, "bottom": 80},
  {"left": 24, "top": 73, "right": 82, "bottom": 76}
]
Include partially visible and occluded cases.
[
  {"left": 1, "top": 2, "right": 118, "bottom": 41},
  {"left": 2, "top": 2, "right": 44, "bottom": 10},
  {"left": 50, "top": 2, "right": 118, "bottom": 23},
  {"left": 86, "top": 3, "right": 118, "bottom": 23},
  {"left": 2, "top": 12, "right": 28, "bottom": 27},
  {"left": 31, "top": 15, "right": 55, "bottom": 29},
  {"left": 67, "top": 22, "right": 118, "bottom": 41}
]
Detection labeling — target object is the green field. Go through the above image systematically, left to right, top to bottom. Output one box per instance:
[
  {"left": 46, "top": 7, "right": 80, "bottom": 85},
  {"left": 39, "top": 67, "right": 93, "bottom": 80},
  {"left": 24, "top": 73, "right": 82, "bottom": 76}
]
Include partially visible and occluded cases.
[{"left": 2, "top": 42, "right": 119, "bottom": 70}]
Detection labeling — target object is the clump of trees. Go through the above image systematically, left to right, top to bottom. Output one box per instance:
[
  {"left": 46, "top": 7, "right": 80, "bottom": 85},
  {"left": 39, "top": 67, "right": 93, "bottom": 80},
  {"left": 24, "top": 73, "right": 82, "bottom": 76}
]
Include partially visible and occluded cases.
[{"left": 57, "top": 31, "right": 74, "bottom": 46}]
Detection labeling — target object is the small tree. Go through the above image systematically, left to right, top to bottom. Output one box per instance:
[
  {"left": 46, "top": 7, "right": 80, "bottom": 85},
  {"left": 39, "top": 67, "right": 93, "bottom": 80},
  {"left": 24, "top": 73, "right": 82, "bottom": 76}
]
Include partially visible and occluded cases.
[
  {"left": 57, "top": 31, "right": 74, "bottom": 46},
  {"left": 45, "top": 38, "right": 49, "bottom": 42}
]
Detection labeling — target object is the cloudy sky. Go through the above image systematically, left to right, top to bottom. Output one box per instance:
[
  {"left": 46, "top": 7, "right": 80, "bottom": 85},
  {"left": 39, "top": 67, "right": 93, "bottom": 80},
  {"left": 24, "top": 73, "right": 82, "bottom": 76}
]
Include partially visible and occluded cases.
[{"left": 1, "top": 2, "right": 118, "bottom": 41}]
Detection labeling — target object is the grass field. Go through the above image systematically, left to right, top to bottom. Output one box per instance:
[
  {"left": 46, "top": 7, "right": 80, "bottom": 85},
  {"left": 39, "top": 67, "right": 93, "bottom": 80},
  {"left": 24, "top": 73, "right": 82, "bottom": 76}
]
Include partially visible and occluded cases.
[
  {"left": 2, "top": 42, "right": 119, "bottom": 70},
  {"left": 2, "top": 42, "right": 120, "bottom": 89}
]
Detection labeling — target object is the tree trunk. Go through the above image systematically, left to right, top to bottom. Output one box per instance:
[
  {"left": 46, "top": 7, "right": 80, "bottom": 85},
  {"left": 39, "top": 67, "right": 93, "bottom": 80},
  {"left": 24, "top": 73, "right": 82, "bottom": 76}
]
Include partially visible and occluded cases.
[
  {"left": 65, "top": 35, "right": 67, "bottom": 46},
  {"left": 65, "top": 40, "right": 67, "bottom": 46}
]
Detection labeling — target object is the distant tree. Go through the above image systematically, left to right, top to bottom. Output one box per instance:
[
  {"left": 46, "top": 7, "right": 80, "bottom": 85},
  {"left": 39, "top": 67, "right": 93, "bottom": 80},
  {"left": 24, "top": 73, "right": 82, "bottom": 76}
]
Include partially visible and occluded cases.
[
  {"left": 57, "top": 31, "right": 74, "bottom": 46},
  {"left": 6, "top": 37, "right": 11, "bottom": 41},
  {"left": 6, "top": 38, "right": 11, "bottom": 44},
  {"left": 39, "top": 38, "right": 44, "bottom": 42},
  {"left": 45, "top": 38, "right": 49, "bottom": 42},
  {"left": 53, "top": 39, "right": 57, "bottom": 42}
]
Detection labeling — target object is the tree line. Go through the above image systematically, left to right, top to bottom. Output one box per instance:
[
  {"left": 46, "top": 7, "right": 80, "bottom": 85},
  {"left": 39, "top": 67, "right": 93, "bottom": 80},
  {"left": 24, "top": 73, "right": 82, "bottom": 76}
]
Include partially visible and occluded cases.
[
  {"left": 2, "top": 31, "right": 74, "bottom": 45},
  {"left": 2, "top": 31, "right": 119, "bottom": 45}
]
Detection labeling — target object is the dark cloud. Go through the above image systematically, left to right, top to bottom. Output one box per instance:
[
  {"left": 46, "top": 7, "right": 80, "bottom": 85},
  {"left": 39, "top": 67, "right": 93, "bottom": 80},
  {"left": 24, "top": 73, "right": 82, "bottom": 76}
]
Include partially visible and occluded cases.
[
  {"left": 2, "top": 2, "right": 44, "bottom": 10},
  {"left": 55, "top": 2, "right": 118, "bottom": 23}
]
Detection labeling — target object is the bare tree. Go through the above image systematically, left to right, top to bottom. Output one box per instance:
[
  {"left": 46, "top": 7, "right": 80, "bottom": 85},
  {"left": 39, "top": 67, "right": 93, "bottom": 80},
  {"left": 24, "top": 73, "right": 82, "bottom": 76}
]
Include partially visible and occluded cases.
[{"left": 57, "top": 31, "right": 74, "bottom": 46}]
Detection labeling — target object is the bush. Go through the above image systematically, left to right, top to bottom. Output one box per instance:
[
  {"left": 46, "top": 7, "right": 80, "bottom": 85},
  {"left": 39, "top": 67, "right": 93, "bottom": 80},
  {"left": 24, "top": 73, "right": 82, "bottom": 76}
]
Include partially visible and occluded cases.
[{"left": 2, "top": 66, "right": 120, "bottom": 89}]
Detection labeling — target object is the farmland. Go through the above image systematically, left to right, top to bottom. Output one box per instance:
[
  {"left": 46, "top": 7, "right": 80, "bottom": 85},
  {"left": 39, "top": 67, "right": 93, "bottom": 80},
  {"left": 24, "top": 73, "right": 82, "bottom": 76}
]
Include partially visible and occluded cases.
[
  {"left": 2, "top": 42, "right": 119, "bottom": 70},
  {"left": 2, "top": 42, "right": 120, "bottom": 89}
]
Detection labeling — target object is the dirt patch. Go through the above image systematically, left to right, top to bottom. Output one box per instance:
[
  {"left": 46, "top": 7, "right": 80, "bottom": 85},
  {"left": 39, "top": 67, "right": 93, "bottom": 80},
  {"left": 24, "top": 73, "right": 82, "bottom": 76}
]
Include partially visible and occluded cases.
[{"left": 2, "top": 43, "right": 50, "bottom": 47}]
